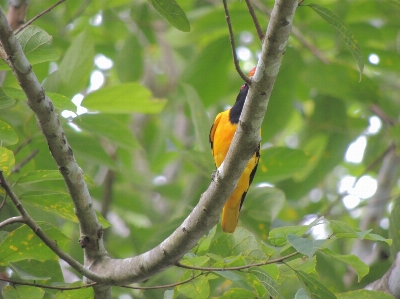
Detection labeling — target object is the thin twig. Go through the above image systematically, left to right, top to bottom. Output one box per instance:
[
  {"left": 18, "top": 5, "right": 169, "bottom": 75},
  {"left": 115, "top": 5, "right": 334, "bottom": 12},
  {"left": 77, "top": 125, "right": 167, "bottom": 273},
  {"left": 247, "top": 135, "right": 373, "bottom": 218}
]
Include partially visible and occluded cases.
[
  {"left": 14, "top": 0, "right": 66, "bottom": 35},
  {"left": 222, "top": 0, "right": 250, "bottom": 84},
  {"left": 244, "top": 0, "right": 264, "bottom": 42},
  {"left": 251, "top": 0, "right": 330, "bottom": 64},
  {"left": 13, "top": 136, "right": 32, "bottom": 155},
  {"left": 12, "top": 149, "right": 39, "bottom": 173},
  {"left": 0, "top": 192, "right": 7, "bottom": 211},
  {"left": 0, "top": 216, "right": 25, "bottom": 229},
  {"left": 176, "top": 251, "right": 300, "bottom": 272},
  {"left": 121, "top": 273, "right": 203, "bottom": 290},
  {"left": 0, "top": 277, "right": 96, "bottom": 290}
]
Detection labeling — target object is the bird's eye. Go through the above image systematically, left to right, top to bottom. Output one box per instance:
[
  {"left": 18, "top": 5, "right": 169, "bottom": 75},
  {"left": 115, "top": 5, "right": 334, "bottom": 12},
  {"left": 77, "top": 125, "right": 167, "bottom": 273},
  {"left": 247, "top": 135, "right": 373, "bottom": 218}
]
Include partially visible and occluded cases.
[{"left": 240, "top": 84, "right": 246, "bottom": 90}]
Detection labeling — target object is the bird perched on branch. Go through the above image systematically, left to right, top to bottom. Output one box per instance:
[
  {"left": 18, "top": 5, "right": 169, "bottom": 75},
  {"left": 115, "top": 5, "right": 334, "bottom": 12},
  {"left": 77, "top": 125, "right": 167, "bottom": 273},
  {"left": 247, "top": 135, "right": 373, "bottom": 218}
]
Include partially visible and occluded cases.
[{"left": 209, "top": 67, "right": 260, "bottom": 233}]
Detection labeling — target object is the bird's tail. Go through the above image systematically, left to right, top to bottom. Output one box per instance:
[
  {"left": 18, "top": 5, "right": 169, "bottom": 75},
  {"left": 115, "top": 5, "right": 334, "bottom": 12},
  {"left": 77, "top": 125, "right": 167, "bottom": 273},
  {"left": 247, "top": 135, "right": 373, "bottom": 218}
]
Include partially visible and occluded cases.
[{"left": 221, "top": 203, "right": 240, "bottom": 233}]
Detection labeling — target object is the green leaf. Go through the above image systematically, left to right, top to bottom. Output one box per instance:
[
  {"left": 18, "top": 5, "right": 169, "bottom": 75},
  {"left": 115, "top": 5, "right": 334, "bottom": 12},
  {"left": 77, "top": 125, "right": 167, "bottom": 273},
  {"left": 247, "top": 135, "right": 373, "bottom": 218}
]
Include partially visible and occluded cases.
[
  {"left": 148, "top": 0, "right": 190, "bottom": 32},
  {"left": 307, "top": 4, "right": 364, "bottom": 80},
  {"left": 0, "top": 26, "right": 58, "bottom": 71},
  {"left": 17, "top": 26, "right": 59, "bottom": 65},
  {"left": 43, "top": 30, "right": 94, "bottom": 97},
  {"left": 115, "top": 34, "right": 143, "bottom": 82},
  {"left": 82, "top": 83, "right": 166, "bottom": 114},
  {"left": 181, "top": 84, "right": 211, "bottom": 152},
  {"left": 0, "top": 88, "right": 15, "bottom": 109},
  {"left": 47, "top": 92, "right": 77, "bottom": 112},
  {"left": 74, "top": 114, "right": 140, "bottom": 150},
  {"left": 0, "top": 120, "right": 18, "bottom": 145},
  {"left": 0, "top": 147, "right": 15, "bottom": 176},
  {"left": 257, "top": 147, "right": 310, "bottom": 183},
  {"left": 181, "top": 150, "right": 214, "bottom": 178},
  {"left": 17, "top": 170, "right": 63, "bottom": 183},
  {"left": 17, "top": 170, "right": 94, "bottom": 187},
  {"left": 241, "top": 187, "right": 285, "bottom": 238},
  {"left": 20, "top": 191, "right": 80, "bottom": 223},
  {"left": 20, "top": 191, "right": 111, "bottom": 229},
  {"left": 329, "top": 220, "right": 392, "bottom": 245},
  {"left": 0, "top": 222, "right": 69, "bottom": 265},
  {"left": 268, "top": 225, "right": 309, "bottom": 247},
  {"left": 209, "top": 227, "right": 266, "bottom": 261},
  {"left": 286, "top": 234, "right": 326, "bottom": 258},
  {"left": 321, "top": 248, "right": 369, "bottom": 283},
  {"left": 10, "top": 259, "right": 63, "bottom": 285},
  {"left": 9, "top": 262, "right": 51, "bottom": 280},
  {"left": 250, "top": 268, "right": 285, "bottom": 299},
  {"left": 296, "top": 270, "right": 337, "bottom": 299},
  {"left": 215, "top": 271, "right": 255, "bottom": 293},
  {"left": 176, "top": 274, "right": 209, "bottom": 299},
  {"left": 2, "top": 285, "right": 45, "bottom": 299},
  {"left": 55, "top": 287, "right": 94, "bottom": 299},
  {"left": 219, "top": 288, "right": 258, "bottom": 299},
  {"left": 336, "top": 290, "right": 395, "bottom": 299}
]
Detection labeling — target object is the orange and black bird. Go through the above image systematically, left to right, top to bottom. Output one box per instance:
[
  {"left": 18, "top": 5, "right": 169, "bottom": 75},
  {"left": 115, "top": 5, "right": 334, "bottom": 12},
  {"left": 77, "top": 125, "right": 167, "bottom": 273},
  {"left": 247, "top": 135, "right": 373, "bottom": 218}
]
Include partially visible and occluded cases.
[{"left": 209, "top": 68, "right": 260, "bottom": 233}]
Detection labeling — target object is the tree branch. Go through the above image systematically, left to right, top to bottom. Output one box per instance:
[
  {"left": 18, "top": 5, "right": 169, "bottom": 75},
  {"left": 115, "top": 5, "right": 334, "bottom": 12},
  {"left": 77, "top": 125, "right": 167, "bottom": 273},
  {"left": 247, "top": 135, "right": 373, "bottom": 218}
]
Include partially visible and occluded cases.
[
  {"left": 0, "top": 0, "right": 298, "bottom": 287},
  {"left": 14, "top": 0, "right": 66, "bottom": 35},
  {"left": 89, "top": 0, "right": 298, "bottom": 285},
  {"left": 222, "top": 0, "right": 251, "bottom": 84},
  {"left": 245, "top": 0, "right": 265, "bottom": 42},
  {"left": 0, "top": 6, "right": 107, "bottom": 269},
  {"left": 0, "top": 171, "right": 104, "bottom": 282},
  {"left": 0, "top": 215, "right": 25, "bottom": 229},
  {"left": 176, "top": 251, "right": 300, "bottom": 271},
  {"left": 366, "top": 252, "right": 400, "bottom": 298},
  {"left": 0, "top": 277, "right": 96, "bottom": 291}
]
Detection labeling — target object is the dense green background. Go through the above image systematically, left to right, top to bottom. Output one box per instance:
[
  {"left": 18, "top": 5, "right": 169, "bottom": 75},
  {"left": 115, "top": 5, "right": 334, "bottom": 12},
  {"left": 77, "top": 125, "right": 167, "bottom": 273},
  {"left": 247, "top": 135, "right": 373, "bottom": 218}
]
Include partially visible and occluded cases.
[{"left": 0, "top": 0, "right": 399, "bottom": 298}]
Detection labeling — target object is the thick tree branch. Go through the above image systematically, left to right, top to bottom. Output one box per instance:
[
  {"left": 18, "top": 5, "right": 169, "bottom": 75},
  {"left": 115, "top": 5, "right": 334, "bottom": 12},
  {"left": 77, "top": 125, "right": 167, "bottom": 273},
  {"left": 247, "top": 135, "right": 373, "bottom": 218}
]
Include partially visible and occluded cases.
[
  {"left": 0, "top": 0, "right": 297, "bottom": 287},
  {"left": 89, "top": 0, "right": 298, "bottom": 285},
  {"left": 0, "top": 5, "right": 106, "bottom": 273},
  {"left": 366, "top": 252, "right": 400, "bottom": 299}
]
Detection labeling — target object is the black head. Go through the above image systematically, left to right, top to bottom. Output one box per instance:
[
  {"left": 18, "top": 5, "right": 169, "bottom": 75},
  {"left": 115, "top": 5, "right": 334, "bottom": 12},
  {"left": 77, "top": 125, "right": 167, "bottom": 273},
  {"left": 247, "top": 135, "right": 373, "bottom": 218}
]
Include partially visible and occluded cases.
[{"left": 229, "top": 83, "right": 249, "bottom": 124}]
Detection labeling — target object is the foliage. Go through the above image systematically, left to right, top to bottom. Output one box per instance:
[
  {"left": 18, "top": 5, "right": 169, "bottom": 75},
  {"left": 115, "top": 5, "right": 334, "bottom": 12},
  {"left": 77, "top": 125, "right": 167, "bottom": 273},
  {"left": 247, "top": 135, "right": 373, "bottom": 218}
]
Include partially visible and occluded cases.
[{"left": 0, "top": 0, "right": 400, "bottom": 298}]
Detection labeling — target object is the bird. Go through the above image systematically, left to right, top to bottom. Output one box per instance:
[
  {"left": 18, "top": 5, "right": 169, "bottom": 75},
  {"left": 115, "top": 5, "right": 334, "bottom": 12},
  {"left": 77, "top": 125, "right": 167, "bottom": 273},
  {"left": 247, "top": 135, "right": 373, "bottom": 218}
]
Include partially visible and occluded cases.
[{"left": 209, "top": 67, "right": 260, "bottom": 233}]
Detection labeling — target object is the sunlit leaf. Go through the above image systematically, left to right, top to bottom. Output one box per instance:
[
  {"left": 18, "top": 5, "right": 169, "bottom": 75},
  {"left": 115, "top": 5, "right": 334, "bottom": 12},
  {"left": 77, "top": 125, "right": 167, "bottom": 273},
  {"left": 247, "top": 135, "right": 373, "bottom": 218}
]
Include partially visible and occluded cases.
[
  {"left": 148, "top": 0, "right": 190, "bottom": 32},
  {"left": 308, "top": 4, "right": 364, "bottom": 80},
  {"left": 82, "top": 83, "right": 166, "bottom": 114},
  {"left": 0, "top": 120, "right": 18, "bottom": 145},
  {"left": 0, "top": 147, "right": 15, "bottom": 176},
  {"left": 0, "top": 222, "right": 69, "bottom": 265}
]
